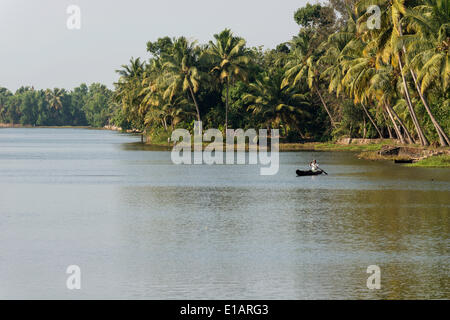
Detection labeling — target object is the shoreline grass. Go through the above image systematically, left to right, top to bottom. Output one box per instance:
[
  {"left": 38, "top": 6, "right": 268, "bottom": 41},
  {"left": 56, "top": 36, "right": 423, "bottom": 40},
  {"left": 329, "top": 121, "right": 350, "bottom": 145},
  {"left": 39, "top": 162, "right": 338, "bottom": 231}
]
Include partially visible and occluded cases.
[
  {"left": 279, "top": 142, "right": 388, "bottom": 152},
  {"left": 406, "top": 155, "right": 450, "bottom": 168}
]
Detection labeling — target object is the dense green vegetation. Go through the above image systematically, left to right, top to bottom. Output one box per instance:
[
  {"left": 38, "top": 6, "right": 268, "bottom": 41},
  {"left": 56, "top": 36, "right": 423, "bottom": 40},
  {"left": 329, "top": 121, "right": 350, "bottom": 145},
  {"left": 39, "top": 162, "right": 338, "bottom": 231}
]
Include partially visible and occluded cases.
[
  {"left": 1, "top": 0, "right": 448, "bottom": 147},
  {"left": 114, "top": 0, "right": 449, "bottom": 145},
  {"left": 0, "top": 83, "right": 116, "bottom": 127}
]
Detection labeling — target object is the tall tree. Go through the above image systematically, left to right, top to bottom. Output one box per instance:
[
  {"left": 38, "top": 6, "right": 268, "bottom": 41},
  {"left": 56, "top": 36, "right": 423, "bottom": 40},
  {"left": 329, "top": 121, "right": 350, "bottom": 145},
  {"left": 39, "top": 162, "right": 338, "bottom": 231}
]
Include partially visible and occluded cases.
[
  {"left": 355, "top": 0, "right": 430, "bottom": 145},
  {"left": 400, "top": 0, "right": 450, "bottom": 145},
  {"left": 207, "top": 29, "right": 251, "bottom": 130},
  {"left": 283, "top": 30, "right": 337, "bottom": 128},
  {"left": 161, "top": 37, "right": 202, "bottom": 125},
  {"left": 244, "top": 69, "right": 310, "bottom": 136},
  {"left": 45, "top": 88, "right": 65, "bottom": 111}
]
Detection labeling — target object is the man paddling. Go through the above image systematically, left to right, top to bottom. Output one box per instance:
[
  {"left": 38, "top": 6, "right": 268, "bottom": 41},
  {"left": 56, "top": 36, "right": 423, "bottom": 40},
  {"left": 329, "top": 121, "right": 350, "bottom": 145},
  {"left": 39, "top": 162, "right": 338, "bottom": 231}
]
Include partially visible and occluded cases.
[
  {"left": 309, "top": 160, "right": 328, "bottom": 175},
  {"left": 310, "top": 160, "right": 319, "bottom": 172}
]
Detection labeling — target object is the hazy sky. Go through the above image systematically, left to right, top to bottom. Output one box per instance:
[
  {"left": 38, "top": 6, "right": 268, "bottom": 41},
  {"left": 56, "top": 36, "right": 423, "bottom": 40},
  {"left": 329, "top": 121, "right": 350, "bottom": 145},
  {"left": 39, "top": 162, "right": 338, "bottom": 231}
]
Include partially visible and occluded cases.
[{"left": 0, "top": 0, "right": 309, "bottom": 91}]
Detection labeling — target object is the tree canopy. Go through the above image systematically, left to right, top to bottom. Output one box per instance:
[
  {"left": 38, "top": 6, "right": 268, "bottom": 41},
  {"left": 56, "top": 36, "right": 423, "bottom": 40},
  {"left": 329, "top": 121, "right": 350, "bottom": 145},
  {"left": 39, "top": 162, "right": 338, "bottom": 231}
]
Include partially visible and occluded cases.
[{"left": 2, "top": 1, "right": 448, "bottom": 146}]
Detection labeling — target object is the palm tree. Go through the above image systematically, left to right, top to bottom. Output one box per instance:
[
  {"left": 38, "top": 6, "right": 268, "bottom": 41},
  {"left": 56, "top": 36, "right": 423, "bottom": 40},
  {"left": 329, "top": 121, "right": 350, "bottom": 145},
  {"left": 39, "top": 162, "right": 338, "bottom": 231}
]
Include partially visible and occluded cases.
[
  {"left": 355, "top": 0, "right": 430, "bottom": 145},
  {"left": 400, "top": 0, "right": 450, "bottom": 145},
  {"left": 320, "top": 16, "right": 384, "bottom": 137},
  {"left": 207, "top": 29, "right": 251, "bottom": 130},
  {"left": 283, "top": 31, "right": 337, "bottom": 128},
  {"left": 338, "top": 35, "right": 416, "bottom": 144},
  {"left": 161, "top": 37, "right": 202, "bottom": 125},
  {"left": 115, "top": 57, "right": 146, "bottom": 131},
  {"left": 116, "top": 57, "right": 145, "bottom": 80},
  {"left": 368, "top": 66, "right": 415, "bottom": 144},
  {"left": 244, "top": 70, "right": 310, "bottom": 137},
  {"left": 45, "top": 88, "right": 65, "bottom": 111},
  {"left": 144, "top": 93, "right": 193, "bottom": 132}
]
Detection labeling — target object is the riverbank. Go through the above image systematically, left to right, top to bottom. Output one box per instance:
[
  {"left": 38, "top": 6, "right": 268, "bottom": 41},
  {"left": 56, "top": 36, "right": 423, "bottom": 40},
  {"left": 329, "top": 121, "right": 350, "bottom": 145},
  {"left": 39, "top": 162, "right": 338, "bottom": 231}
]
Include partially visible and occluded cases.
[
  {"left": 0, "top": 123, "right": 104, "bottom": 129},
  {"left": 0, "top": 123, "right": 141, "bottom": 133},
  {"left": 2, "top": 125, "right": 449, "bottom": 167},
  {"left": 278, "top": 138, "right": 450, "bottom": 167},
  {"left": 279, "top": 142, "right": 388, "bottom": 152},
  {"left": 356, "top": 144, "right": 450, "bottom": 166},
  {"left": 406, "top": 155, "right": 450, "bottom": 167}
]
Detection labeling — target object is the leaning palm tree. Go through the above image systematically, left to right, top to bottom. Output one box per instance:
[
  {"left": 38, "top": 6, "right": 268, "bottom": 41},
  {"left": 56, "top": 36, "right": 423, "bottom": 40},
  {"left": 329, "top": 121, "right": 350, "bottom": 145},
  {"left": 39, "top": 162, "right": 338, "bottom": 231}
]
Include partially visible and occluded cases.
[
  {"left": 355, "top": 0, "right": 430, "bottom": 145},
  {"left": 400, "top": 0, "right": 450, "bottom": 145},
  {"left": 320, "top": 15, "right": 385, "bottom": 137},
  {"left": 207, "top": 29, "right": 251, "bottom": 130},
  {"left": 283, "top": 31, "right": 337, "bottom": 128},
  {"left": 161, "top": 37, "right": 202, "bottom": 125},
  {"left": 339, "top": 37, "right": 413, "bottom": 143},
  {"left": 368, "top": 65, "right": 415, "bottom": 144}
]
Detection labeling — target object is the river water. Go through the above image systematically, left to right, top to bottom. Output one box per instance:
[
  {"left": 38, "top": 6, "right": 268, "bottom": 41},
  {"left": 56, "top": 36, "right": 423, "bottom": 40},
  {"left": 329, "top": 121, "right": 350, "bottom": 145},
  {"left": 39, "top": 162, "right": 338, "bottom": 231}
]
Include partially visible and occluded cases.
[{"left": 0, "top": 128, "right": 448, "bottom": 299}]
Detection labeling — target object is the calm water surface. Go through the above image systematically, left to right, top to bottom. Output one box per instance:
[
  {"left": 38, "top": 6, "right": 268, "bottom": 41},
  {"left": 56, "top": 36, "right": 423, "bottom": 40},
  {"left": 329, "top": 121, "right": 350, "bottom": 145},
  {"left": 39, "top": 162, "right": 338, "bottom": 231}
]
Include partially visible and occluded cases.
[{"left": 0, "top": 128, "right": 448, "bottom": 299}]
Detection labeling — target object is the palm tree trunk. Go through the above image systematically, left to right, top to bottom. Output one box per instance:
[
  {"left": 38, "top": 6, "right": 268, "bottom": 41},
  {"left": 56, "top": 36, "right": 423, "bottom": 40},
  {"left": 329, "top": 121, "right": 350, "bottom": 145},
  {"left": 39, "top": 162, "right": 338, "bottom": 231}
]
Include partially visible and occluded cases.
[
  {"left": 394, "top": 20, "right": 429, "bottom": 146},
  {"left": 397, "top": 26, "right": 449, "bottom": 146},
  {"left": 397, "top": 54, "right": 429, "bottom": 146},
  {"left": 409, "top": 70, "right": 450, "bottom": 146},
  {"left": 225, "top": 77, "right": 229, "bottom": 131},
  {"left": 188, "top": 83, "right": 201, "bottom": 124},
  {"left": 314, "top": 85, "right": 336, "bottom": 128},
  {"left": 385, "top": 102, "right": 406, "bottom": 144},
  {"left": 361, "top": 103, "right": 382, "bottom": 138},
  {"left": 389, "top": 107, "right": 414, "bottom": 144},
  {"left": 382, "top": 112, "right": 393, "bottom": 139},
  {"left": 363, "top": 117, "right": 367, "bottom": 139}
]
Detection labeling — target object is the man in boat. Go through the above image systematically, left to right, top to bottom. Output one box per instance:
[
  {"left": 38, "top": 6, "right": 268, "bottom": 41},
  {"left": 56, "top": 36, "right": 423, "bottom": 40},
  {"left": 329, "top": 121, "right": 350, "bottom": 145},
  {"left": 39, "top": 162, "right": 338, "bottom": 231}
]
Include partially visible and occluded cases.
[{"left": 310, "top": 160, "right": 319, "bottom": 173}]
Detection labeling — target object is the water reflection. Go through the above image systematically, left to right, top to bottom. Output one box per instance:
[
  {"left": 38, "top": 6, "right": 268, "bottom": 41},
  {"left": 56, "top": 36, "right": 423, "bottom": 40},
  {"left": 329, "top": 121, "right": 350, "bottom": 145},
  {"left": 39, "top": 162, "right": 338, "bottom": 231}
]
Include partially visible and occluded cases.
[
  {"left": 0, "top": 128, "right": 448, "bottom": 299},
  {"left": 112, "top": 185, "right": 448, "bottom": 299}
]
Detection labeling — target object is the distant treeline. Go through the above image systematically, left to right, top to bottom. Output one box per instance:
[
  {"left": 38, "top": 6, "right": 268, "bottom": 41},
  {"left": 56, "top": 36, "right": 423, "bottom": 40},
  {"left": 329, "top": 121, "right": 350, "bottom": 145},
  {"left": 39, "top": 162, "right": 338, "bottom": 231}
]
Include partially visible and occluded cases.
[{"left": 0, "top": 83, "right": 116, "bottom": 128}]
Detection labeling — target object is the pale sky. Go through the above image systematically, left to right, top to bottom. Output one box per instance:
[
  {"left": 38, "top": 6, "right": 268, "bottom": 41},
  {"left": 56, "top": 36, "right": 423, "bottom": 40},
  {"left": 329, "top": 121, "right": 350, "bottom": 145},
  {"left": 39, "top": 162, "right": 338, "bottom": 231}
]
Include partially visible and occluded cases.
[{"left": 0, "top": 0, "right": 308, "bottom": 91}]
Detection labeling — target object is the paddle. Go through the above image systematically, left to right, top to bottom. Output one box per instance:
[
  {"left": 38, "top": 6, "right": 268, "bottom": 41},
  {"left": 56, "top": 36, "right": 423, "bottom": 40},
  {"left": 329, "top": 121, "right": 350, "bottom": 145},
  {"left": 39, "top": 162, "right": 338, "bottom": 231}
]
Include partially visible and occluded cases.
[{"left": 317, "top": 167, "right": 328, "bottom": 175}]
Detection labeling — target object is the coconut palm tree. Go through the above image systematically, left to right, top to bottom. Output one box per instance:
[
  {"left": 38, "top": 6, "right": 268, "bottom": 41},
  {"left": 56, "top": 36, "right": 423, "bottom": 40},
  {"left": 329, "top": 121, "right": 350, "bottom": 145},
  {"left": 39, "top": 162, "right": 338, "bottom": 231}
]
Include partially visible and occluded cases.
[
  {"left": 355, "top": 0, "right": 430, "bottom": 145},
  {"left": 400, "top": 0, "right": 450, "bottom": 145},
  {"left": 320, "top": 15, "right": 384, "bottom": 137},
  {"left": 207, "top": 29, "right": 251, "bottom": 130},
  {"left": 283, "top": 31, "right": 337, "bottom": 128},
  {"left": 338, "top": 35, "right": 416, "bottom": 143},
  {"left": 161, "top": 37, "right": 202, "bottom": 124},
  {"left": 115, "top": 57, "right": 146, "bottom": 130},
  {"left": 368, "top": 65, "right": 415, "bottom": 144},
  {"left": 244, "top": 70, "right": 310, "bottom": 136},
  {"left": 45, "top": 88, "right": 65, "bottom": 111},
  {"left": 144, "top": 92, "right": 193, "bottom": 132}
]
